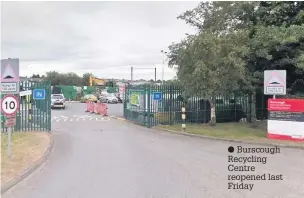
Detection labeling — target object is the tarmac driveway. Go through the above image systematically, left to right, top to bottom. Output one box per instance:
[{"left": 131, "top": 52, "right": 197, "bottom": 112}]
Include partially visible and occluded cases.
[{"left": 3, "top": 103, "right": 304, "bottom": 198}]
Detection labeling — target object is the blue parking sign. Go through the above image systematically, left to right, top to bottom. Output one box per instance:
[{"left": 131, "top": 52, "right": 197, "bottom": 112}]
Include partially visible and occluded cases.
[
  {"left": 33, "top": 89, "right": 45, "bottom": 100},
  {"left": 153, "top": 92, "right": 162, "bottom": 101}
]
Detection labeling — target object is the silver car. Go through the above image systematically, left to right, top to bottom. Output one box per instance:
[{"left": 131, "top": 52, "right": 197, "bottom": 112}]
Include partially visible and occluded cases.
[
  {"left": 99, "top": 93, "right": 118, "bottom": 104},
  {"left": 51, "top": 94, "right": 66, "bottom": 109}
]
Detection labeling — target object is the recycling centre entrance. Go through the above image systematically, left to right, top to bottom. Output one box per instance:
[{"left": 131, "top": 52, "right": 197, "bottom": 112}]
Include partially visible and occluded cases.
[
  {"left": 1, "top": 80, "right": 52, "bottom": 132},
  {"left": 123, "top": 84, "right": 184, "bottom": 128}
]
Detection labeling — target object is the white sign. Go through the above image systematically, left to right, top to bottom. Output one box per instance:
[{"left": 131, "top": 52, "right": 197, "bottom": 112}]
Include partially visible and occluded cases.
[
  {"left": 1, "top": 59, "right": 20, "bottom": 94},
  {"left": 264, "top": 70, "right": 286, "bottom": 95},
  {"left": 1, "top": 82, "right": 17, "bottom": 93},
  {"left": 19, "top": 90, "right": 32, "bottom": 96},
  {"left": 1, "top": 95, "right": 19, "bottom": 115}
]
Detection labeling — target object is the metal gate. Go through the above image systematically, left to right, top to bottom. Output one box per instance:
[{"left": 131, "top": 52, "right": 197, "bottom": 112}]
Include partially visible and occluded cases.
[
  {"left": 1, "top": 81, "right": 51, "bottom": 132},
  {"left": 123, "top": 84, "right": 252, "bottom": 128},
  {"left": 123, "top": 84, "right": 184, "bottom": 128}
]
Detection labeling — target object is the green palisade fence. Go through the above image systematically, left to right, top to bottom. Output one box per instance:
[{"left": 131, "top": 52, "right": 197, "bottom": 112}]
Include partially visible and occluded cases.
[
  {"left": 1, "top": 81, "right": 51, "bottom": 132},
  {"left": 123, "top": 84, "right": 252, "bottom": 128},
  {"left": 60, "top": 85, "right": 78, "bottom": 101},
  {"left": 83, "top": 86, "right": 97, "bottom": 95}
]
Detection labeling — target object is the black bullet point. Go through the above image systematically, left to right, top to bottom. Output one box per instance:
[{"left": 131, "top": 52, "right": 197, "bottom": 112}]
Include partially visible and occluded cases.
[{"left": 228, "top": 146, "right": 234, "bottom": 153}]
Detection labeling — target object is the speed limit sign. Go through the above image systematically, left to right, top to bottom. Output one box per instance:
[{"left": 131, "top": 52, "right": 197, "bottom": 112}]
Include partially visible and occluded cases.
[{"left": 1, "top": 94, "right": 19, "bottom": 116}]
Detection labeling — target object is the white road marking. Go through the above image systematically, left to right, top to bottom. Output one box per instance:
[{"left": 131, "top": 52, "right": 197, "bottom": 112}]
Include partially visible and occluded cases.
[
  {"left": 51, "top": 115, "right": 111, "bottom": 122},
  {"left": 96, "top": 117, "right": 110, "bottom": 121}
]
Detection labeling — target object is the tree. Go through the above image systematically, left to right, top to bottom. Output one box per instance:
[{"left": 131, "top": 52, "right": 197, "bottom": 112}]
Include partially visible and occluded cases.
[
  {"left": 168, "top": 1, "right": 304, "bottom": 125},
  {"left": 178, "top": 1, "right": 258, "bottom": 34},
  {"left": 247, "top": 2, "right": 304, "bottom": 94},
  {"left": 169, "top": 30, "right": 250, "bottom": 125},
  {"left": 44, "top": 71, "right": 83, "bottom": 86},
  {"left": 44, "top": 71, "right": 61, "bottom": 85},
  {"left": 82, "top": 73, "right": 92, "bottom": 86},
  {"left": 31, "top": 74, "right": 40, "bottom": 78},
  {"left": 105, "top": 79, "right": 116, "bottom": 87}
]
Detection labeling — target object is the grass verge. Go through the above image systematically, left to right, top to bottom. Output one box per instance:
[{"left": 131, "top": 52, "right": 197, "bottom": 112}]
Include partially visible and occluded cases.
[
  {"left": 157, "top": 122, "right": 304, "bottom": 148},
  {"left": 1, "top": 132, "right": 51, "bottom": 184}
]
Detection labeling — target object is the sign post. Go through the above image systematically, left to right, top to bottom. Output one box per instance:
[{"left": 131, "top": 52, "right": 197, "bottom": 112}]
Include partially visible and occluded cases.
[
  {"left": 1, "top": 58, "right": 20, "bottom": 158},
  {"left": 264, "top": 70, "right": 287, "bottom": 98},
  {"left": 1, "top": 95, "right": 19, "bottom": 157}
]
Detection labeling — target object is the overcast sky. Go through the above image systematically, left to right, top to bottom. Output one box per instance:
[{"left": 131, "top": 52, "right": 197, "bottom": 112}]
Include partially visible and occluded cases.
[{"left": 1, "top": 1, "right": 198, "bottom": 80}]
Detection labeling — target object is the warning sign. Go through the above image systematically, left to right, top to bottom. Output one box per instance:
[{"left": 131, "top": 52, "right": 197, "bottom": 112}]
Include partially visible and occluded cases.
[
  {"left": 1, "top": 59, "right": 20, "bottom": 94},
  {"left": 2, "top": 64, "right": 16, "bottom": 80},
  {"left": 264, "top": 70, "right": 286, "bottom": 95}
]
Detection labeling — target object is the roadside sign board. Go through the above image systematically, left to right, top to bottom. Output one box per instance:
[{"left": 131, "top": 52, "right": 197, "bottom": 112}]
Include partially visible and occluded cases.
[
  {"left": 1, "top": 58, "right": 20, "bottom": 94},
  {"left": 264, "top": 70, "right": 286, "bottom": 95},
  {"left": 1, "top": 82, "right": 18, "bottom": 93},
  {"left": 33, "top": 89, "right": 46, "bottom": 100},
  {"left": 20, "top": 90, "right": 32, "bottom": 97},
  {"left": 153, "top": 92, "right": 162, "bottom": 101},
  {"left": 1, "top": 94, "right": 19, "bottom": 116},
  {"left": 268, "top": 99, "right": 304, "bottom": 141},
  {"left": 5, "top": 115, "right": 16, "bottom": 127}
]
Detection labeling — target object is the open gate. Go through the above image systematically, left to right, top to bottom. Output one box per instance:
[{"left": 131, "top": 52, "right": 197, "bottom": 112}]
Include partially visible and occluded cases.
[{"left": 1, "top": 81, "right": 51, "bottom": 132}]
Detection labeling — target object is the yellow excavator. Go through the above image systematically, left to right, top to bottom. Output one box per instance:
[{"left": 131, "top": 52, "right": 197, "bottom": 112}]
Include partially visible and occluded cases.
[
  {"left": 81, "top": 76, "right": 105, "bottom": 102},
  {"left": 89, "top": 76, "right": 105, "bottom": 86}
]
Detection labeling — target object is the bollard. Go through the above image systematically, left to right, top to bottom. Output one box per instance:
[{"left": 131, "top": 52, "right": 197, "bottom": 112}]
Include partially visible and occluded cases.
[{"left": 181, "top": 107, "right": 186, "bottom": 132}]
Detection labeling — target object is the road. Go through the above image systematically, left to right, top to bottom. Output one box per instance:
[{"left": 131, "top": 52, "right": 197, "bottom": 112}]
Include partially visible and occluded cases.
[
  {"left": 3, "top": 103, "right": 304, "bottom": 198},
  {"left": 106, "top": 103, "right": 123, "bottom": 117}
]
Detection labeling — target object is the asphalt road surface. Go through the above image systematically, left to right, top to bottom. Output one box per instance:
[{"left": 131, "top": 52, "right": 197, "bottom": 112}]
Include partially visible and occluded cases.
[
  {"left": 3, "top": 103, "right": 304, "bottom": 198},
  {"left": 106, "top": 103, "right": 123, "bottom": 117}
]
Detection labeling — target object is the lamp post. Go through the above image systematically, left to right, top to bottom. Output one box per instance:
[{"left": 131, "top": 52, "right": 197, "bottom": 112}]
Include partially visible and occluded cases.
[{"left": 161, "top": 50, "right": 167, "bottom": 85}]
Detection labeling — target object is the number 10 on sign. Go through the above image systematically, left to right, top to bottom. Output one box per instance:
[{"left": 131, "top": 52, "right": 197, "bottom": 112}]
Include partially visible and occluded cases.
[{"left": 1, "top": 94, "right": 19, "bottom": 115}]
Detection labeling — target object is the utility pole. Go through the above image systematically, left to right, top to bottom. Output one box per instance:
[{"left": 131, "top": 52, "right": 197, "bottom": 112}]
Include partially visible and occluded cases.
[
  {"left": 161, "top": 50, "right": 167, "bottom": 85},
  {"left": 131, "top": 66, "right": 133, "bottom": 82},
  {"left": 155, "top": 67, "right": 157, "bottom": 82}
]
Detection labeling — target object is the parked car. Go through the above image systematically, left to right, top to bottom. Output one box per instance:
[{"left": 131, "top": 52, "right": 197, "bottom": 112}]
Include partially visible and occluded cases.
[
  {"left": 100, "top": 93, "right": 118, "bottom": 103},
  {"left": 114, "top": 93, "right": 123, "bottom": 103},
  {"left": 51, "top": 94, "right": 66, "bottom": 109},
  {"left": 80, "top": 94, "right": 98, "bottom": 103}
]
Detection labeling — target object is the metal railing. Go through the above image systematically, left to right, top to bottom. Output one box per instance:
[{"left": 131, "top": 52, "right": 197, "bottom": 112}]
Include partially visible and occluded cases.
[{"left": 1, "top": 81, "right": 51, "bottom": 132}]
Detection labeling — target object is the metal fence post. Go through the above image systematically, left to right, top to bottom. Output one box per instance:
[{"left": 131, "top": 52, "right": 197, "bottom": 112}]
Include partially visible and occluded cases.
[
  {"left": 147, "top": 84, "right": 151, "bottom": 128},
  {"left": 169, "top": 84, "right": 173, "bottom": 125}
]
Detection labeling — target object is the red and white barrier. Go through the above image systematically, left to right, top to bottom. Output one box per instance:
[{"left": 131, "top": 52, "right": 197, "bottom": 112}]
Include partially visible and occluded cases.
[
  {"left": 267, "top": 98, "right": 304, "bottom": 141},
  {"left": 85, "top": 101, "right": 108, "bottom": 116},
  {"left": 85, "top": 101, "right": 94, "bottom": 112},
  {"left": 94, "top": 103, "right": 99, "bottom": 114},
  {"left": 99, "top": 103, "right": 108, "bottom": 116}
]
